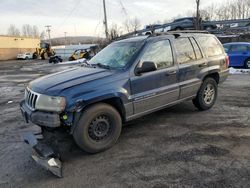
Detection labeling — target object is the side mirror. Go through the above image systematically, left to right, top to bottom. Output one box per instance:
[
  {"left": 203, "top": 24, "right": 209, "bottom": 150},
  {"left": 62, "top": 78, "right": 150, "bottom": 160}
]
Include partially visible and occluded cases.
[{"left": 136, "top": 61, "right": 157, "bottom": 75}]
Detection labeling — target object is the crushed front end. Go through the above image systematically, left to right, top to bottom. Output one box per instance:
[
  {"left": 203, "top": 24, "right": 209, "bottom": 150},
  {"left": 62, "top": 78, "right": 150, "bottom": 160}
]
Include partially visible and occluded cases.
[{"left": 20, "top": 87, "right": 72, "bottom": 178}]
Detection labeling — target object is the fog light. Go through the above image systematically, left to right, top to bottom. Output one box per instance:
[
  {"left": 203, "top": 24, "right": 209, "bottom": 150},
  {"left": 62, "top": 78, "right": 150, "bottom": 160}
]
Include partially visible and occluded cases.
[{"left": 62, "top": 115, "right": 68, "bottom": 120}]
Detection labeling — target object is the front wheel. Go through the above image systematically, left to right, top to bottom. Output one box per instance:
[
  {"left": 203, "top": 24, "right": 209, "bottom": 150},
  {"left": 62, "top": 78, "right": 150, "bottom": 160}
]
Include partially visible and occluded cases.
[
  {"left": 193, "top": 77, "right": 218, "bottom": 111},
  {"left": 73, "top": 103, "right": 122, "bottom": 153}
]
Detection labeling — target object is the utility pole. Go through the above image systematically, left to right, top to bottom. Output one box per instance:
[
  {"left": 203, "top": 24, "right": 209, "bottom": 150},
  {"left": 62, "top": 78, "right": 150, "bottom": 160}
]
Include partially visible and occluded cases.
[
  {"left": 103, "top": 0, "right": 109, "bottom": 39},
  {"left": 195, "top": 0, "right": 201, "bottom": 30},
  {"left": 45, "top": 25, "right": 52, "bottom": 44},
  {"left": 64, "top": 32, "right": 67, "bottom": 59},
  {"left": 64, "top": 32, "right": 67, "bottom": 45}
]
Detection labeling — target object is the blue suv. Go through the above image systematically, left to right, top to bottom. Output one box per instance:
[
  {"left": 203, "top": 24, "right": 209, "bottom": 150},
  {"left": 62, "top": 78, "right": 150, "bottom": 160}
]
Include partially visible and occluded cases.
[{"left": 20, "top": 32, "right": 229, "bottom": 176}]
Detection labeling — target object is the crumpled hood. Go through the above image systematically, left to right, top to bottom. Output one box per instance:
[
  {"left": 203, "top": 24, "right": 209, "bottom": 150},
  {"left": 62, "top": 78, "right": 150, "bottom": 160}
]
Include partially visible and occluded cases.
[{"left": 29, "top": 67, "right": 114, "bottom": 95}]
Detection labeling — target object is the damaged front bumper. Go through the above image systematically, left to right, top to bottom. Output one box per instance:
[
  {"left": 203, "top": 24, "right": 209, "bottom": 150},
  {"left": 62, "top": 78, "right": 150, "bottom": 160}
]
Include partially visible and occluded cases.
[{"left": 23, "top": 132, "right": 63, "bottom": 178}]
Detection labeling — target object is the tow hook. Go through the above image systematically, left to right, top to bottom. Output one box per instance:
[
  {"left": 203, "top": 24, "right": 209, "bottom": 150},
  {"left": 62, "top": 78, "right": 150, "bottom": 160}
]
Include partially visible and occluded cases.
[{"left": 23, "top": 132, "right": 63, "bottom": 178}]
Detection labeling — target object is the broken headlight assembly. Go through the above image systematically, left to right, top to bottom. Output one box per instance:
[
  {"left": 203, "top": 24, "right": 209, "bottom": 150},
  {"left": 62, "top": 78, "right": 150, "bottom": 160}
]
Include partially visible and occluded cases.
[{"left": 36, "top": 95, "right": 66, "bottom": 113}]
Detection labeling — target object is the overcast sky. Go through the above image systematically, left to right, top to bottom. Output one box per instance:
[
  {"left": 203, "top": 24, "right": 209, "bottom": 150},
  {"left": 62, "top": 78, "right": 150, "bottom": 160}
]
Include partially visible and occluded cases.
[{"left": 0, "top": 0, "right": 228, "bottom": 38}]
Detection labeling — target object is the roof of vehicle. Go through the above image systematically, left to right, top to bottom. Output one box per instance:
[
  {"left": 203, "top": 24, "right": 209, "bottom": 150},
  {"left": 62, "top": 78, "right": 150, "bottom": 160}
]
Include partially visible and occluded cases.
[
  {"left": 173, "top": 17, "right": 194, "bottom": 21},
  {"left": 223, "top": 42, "right": 250, "bottom": 46}
]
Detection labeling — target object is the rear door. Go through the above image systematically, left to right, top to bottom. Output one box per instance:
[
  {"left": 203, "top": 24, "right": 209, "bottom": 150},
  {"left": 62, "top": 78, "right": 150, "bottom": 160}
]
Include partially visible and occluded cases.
[
  {"left": 173, "top": 37, "right": 204, "bottom": 99},
  {"left": 130, "top": 39, "right": 179, "bottom": 114}
]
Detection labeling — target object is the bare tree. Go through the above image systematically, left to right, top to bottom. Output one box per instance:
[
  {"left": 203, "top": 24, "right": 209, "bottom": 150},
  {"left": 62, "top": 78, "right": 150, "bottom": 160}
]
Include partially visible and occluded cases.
[
  {"left": 201, "top": 0, "right": 250, "bottom": 21},
  {"left": 123, "top": 17, "right": 141, "bottom": 33},
  {"left": 7, "top": 24, "right": 20, "bottom": 36},
  {"left": 22, "top": 24, "right": 33, "bottom": 37},
  {"left": 108, "top": 24, "right": 122, "bottom": 40},
  {"left": 32, "top": 25, "right": 40, "bottom": 38},
  {"left": 40, "top": 31, "right": 46, "bottom": 40}
]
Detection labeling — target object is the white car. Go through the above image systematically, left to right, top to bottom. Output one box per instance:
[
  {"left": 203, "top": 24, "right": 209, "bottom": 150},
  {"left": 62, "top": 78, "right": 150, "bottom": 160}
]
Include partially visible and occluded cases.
[{"left": 17, "top": 52, "right": 33, "bottom": 60}]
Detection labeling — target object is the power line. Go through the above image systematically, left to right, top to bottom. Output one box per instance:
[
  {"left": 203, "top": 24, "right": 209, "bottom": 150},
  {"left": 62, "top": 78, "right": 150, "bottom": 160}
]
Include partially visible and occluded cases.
[
  {"left": 57, "top": 0, "right": 82, "bottom": 30},
  {"left": 119, "top": 0, "right": 128, "bottom": 17}
]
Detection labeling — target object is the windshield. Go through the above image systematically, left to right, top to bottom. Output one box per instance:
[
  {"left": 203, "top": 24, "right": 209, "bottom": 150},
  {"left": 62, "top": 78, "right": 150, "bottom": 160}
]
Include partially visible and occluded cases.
[{"left": 89, "top": 41, "right": 143, "bottom": 69}]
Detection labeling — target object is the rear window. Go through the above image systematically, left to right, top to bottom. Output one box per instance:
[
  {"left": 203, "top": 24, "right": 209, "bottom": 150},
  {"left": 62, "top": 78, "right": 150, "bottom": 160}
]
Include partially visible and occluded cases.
[
  {"left": 196, "top": 36, "right": 224, "bottom": 57},
  {"left": 231, "top": 45, "right": 249, "bottom": 52}
]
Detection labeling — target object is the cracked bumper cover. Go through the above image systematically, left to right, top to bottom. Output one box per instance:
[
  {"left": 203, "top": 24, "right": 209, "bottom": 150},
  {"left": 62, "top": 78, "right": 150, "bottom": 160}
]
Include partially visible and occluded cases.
[
  {"left": 20, "top": 100, "right": 61, "bottom": 128},
  {"left": 23, "top": 132, "right": 62, "bottom": 178}
]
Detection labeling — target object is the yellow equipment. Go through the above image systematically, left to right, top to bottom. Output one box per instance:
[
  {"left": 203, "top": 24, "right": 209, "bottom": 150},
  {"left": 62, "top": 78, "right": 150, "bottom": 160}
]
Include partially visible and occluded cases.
[
  {"left": 33, "top": 42, "right": 55, "bottom": 60},
  {"left": 68, "top": 49, "right": 90, "bottom": 61}
]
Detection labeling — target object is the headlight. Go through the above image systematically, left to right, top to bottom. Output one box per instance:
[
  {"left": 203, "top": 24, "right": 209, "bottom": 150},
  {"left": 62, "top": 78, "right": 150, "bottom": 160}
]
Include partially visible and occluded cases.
[{"left": 36, "top": 95, "right": 66, "bottom": 113}]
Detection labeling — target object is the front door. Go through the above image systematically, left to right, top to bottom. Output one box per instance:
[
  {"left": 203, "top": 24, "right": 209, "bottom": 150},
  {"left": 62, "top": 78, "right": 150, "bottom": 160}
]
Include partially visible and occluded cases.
[{"left": 130, "top": 39, "right": 179, "bottom": 115}]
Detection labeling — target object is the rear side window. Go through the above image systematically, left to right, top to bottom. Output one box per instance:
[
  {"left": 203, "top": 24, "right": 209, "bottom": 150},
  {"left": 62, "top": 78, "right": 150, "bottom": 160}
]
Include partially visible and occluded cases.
[
  {"left": 196, "top": 36, "right": 224, "bottom": 57},
  {"left": 189, "top": 37, "right": 203, "bottom": 60},
  {"left": 174, "top": 38, "right": 196, "bottom": 64},
  {"left": 140, "top": 40, "right": 173, "bottom": 69},
  {"left": 231, "top": 45, "right": 249, "bottom": 52}
]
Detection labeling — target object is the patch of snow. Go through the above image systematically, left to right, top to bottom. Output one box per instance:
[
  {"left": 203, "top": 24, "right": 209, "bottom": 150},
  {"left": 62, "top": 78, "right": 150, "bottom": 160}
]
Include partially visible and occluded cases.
[
  {"left": 59, "top": 58, "right": 87, "bottom": 65},
  {"left": 229, "top": 67, "right": 250, "bottom": 74}
]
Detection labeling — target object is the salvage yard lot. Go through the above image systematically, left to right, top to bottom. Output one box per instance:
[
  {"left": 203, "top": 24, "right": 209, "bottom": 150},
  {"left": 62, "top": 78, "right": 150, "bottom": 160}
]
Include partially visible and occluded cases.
[{"left": 0, "top": 60, "right": 250, "bottom": 188}]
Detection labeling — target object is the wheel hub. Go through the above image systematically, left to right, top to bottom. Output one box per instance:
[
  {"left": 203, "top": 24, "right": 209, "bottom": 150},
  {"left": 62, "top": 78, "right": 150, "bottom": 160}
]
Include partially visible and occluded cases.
[
  {"left": 203, "top": 84, "right": 215, "bottom": 105},
  {"left": 88, "top": 115, "right": 111, "bottom": 141}
]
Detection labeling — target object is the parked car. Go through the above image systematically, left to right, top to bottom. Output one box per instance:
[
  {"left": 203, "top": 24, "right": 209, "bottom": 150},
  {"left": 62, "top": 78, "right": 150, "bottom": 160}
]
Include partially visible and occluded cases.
[
  {"left": 170, "top": 17, "right": 217, "bottom": 30},
  {"left": 20, "top": 32, "right": 229, "bottom": 177},
  {"left": 223, "top": 42, "right": 250, "bottom": 68},
  {"left": 17, "top": 52, "right": 33, "bottom": 60}
]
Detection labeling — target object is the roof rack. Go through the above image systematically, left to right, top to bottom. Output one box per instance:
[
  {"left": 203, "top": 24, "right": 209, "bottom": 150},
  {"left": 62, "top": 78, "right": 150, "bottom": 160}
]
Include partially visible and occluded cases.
[{"left": 148, "top": 30, "right": 209, "bottom": 38}]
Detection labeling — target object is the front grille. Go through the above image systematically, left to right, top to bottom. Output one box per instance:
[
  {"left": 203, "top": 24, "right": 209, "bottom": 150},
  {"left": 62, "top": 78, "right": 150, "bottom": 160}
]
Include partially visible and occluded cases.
[{"left": 25, "top": 88, "right": 39, "bottom": 110}]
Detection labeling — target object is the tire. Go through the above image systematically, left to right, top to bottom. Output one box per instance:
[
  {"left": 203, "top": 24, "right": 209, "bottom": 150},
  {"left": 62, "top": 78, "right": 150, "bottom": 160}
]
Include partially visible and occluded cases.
[
  {"left": 33, "top": 53, "right": 38, "bottom": 59},
  {"left": 41, "top": 53, "right": 48, "bottom": 60},
  {"left": 25, "top": 56, "right": 28, "bottom": 60},
  {"left": 68, "top": 56, "right": 75, "bottom": 61},
  {"left": 244, "top": 58, "right": 250, "bottom": 69},
  {"left": 192, "top": 77, "right": 218, "bottom": 111},
  {"left": 73, "top": 103, "right": 122, "bottom": 153}
]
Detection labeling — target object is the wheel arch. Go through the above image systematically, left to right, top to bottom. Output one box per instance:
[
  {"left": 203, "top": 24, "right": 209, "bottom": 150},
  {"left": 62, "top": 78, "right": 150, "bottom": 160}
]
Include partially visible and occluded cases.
[{"left": 203, "top": 72, "right": 220, "bottom": 84}]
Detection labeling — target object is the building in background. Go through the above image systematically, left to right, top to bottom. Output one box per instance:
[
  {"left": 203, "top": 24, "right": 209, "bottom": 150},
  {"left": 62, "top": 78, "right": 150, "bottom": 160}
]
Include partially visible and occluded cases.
[{"left": 0, "top": 35, "right": 40, "bottom": 60}]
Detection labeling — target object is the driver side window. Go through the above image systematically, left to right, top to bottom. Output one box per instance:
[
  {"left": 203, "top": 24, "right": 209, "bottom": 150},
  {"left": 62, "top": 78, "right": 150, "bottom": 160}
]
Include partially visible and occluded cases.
[{"left": 140, "top": 40, "right": 173, "bottom": 70}]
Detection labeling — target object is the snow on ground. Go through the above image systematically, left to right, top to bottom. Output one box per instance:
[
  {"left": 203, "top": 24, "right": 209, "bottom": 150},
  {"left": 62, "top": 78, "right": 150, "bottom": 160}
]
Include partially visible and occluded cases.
[{"left": 229, "top": 67, "right": 250, "bottom": 74}]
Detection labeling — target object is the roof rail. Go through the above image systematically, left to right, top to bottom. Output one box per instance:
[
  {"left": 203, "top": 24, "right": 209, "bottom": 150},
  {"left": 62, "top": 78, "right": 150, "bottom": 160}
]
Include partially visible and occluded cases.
[{"left": 148, "top": 30, "right": 209, "bottom": 38}]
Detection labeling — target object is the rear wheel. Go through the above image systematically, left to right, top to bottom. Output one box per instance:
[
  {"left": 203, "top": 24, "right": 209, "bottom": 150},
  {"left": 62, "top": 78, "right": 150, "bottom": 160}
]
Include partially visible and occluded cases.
[
  {"left": 244, "top": 58, "right": 250, "bottom": 69},
  {"left": 193, "top": 77, "right": 218, "bottom": 111},
  {"left": 73, "top": 103, "right": 122, "bottom": 153}
]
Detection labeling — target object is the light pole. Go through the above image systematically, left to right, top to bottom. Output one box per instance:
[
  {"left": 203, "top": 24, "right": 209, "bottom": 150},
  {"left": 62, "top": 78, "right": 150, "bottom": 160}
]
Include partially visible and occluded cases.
[
  {"left": 103, "top": 0, "right": 108, "bottom": 39},
  {"left": 45, "top": 25, "right": 52, "bottom": 45},
  {"left": 64, "top": 32, "right": 67, "bottom": 59}
]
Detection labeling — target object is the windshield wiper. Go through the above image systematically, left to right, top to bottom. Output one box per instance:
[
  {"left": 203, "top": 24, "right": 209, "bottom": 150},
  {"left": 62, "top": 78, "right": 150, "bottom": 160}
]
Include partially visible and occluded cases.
[
  {"left": 80, "top": 60, "right": 93, "bottom": 68},
  {"left": 94, "top": 63, "right": 111, "bottom": 69}
]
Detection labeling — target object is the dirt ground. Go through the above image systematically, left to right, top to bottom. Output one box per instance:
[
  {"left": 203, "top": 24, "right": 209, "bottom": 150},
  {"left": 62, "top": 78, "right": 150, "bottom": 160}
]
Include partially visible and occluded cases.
[{"left": 0, "top": 60, "right": 250, "bottom": 188}]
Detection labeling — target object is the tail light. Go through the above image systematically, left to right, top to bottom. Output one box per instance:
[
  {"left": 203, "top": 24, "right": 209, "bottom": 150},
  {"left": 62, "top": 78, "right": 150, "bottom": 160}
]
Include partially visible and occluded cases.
[{"left": 225, "top": 55, "right": 230, "bottom": 68}]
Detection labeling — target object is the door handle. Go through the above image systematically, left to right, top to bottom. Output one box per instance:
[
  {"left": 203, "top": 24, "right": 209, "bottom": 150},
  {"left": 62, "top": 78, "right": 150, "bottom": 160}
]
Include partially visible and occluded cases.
[
  {"left": 199, "top": 62, "right": 207, "bottom": 67},
  {"left": 165, "top": 70, "right": 176, "bottom": 76}
]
